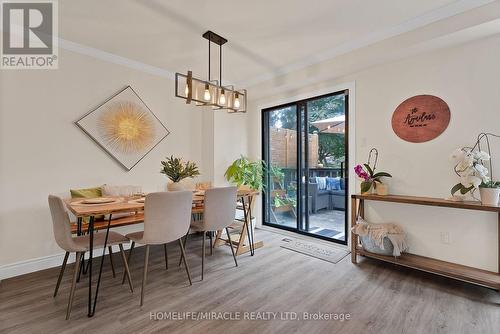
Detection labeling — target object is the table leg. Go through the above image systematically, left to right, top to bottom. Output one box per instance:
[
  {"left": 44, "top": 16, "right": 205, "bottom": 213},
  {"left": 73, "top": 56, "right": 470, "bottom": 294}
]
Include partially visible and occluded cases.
[
  {"left": 241, "top": 196, "right": 254, "bottom": 256},
  {"left": 350, "top": 198, "right": 357, "bottom": 264},
  {"left": 90, "top": 214, "right": 113, "bottom": 316},
  {"left": 87, "top": 215, "right": 94, "bottom": 317},
  {"left": 76, "top": 217, "right": 85, "bottom": 282}
]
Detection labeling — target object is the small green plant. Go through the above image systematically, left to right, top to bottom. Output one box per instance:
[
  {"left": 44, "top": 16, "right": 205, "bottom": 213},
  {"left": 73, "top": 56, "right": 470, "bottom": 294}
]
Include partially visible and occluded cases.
[
  {"left": 160, "top": 155, "right": 200, "bottom": 183},
  {"left": 224, "top": 156, "right": 266, "bottom": 191},
  {"left": 479, "top": 180, "right": 500, "bottom": 188}
]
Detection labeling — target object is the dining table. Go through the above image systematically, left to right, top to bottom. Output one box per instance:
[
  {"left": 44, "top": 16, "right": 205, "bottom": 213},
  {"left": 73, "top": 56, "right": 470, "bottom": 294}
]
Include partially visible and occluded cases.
[{"left": 64, "top": 188, "right": 258, "bottom": 317}]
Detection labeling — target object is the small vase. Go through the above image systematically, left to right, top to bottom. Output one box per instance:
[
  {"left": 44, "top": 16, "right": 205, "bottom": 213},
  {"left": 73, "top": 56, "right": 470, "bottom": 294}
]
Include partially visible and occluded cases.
[
  {"left": 360, "top": 181, "right": 372, "bottom": 195},
  {"left": 167, "top": 182, "right": 185, "bottom": 191},
  {"left": 376, "top": 183, "right": 389, "bottom": 196},
  {"left": 479, "top": 187, "right": 500, "bottom": 206}
]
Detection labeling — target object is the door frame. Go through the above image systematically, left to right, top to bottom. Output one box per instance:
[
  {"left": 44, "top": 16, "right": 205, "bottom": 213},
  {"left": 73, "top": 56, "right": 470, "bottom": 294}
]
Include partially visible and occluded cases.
[{"left": 260, "top": 83, "right": 355, "bottom": 246}]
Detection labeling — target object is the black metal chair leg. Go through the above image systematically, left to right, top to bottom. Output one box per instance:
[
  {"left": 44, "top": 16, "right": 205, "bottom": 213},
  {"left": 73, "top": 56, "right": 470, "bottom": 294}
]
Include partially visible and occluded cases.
[
  {"left": 226, "top": 228, "right": 238, "bottom": 267},
  {"left": 178, "top": 239, "right": 192, "bottom": 285},
  {"left": 122, "top": 241, "right": 135, "bottom": 285},
  {"left": 108, "top": 246, "right": 116, "bottom": 278},
  {"left": 54, "top": 252, "right": 69, "bottom": 297}
]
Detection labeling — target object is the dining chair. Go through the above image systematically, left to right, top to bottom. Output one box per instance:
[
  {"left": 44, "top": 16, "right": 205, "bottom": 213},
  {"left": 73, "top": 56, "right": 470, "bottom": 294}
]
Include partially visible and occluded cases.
[
  {"left": 180, "top": 186, "right": 238, "bottom": 280},
  {"left": 125, "top": 191, "right": 193, "bottom": 306},
  {"left": 48, "top": 195, "right": 133, "bottom": 320}
]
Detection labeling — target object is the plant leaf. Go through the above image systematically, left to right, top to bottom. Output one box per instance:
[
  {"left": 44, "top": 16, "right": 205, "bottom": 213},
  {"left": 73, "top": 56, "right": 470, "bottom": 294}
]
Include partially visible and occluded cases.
[
  {"left": 363, "top": 164, "right": 374, "bottom": 177},
  {"left": 373, "top": 172, "right": 392, "bottom": 178},
  {"left": 361, "top": 182, "right": 372, "bottom": 193},
  {"left": 450, "top": 183, "right": 463, "bottom": 195}
]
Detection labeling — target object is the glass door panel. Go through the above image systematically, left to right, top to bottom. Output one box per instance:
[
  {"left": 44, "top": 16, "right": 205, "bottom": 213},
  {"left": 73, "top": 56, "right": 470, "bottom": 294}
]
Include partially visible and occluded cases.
[
  {"left": 263, "top": 90, "right": 348, "bottom": 245},
  {"left": 305, "top": 94, "right": 347, "bottom": 242},
  {"left": 263, "top": 105, "right": 298, "bottom": 230}
]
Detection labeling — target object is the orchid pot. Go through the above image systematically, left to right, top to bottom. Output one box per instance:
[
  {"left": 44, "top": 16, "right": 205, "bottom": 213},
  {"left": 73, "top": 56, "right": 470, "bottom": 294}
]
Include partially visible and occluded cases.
[
  {"left": 375, "top": 182, "right": 389, "bottom": 196},
  {"left": 479, "top": 182, "right": 500, "bottom": 206}
]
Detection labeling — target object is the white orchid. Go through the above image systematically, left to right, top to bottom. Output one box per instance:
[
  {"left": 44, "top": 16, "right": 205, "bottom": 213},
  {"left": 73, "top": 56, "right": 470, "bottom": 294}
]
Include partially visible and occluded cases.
[
  {"left": 450, "top": 148, "right": 464, "bottom": 161},
  {"left": 451, "top": 148, "right": 491, "bottom": 196},
  {"left": 474, "top": 151, "right": 490, "bottom": 161},
  {"left": 474, "top": 164, "right": 489, "bottom": 180},
  {"left": 460, "top": 175, "right": 482, "bottom": 188}
]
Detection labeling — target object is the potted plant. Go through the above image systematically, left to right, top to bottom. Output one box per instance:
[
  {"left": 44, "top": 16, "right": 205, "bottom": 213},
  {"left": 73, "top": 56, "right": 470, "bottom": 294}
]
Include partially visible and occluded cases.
[
  {"left": 450, "top": 133, "right": 500, "bottom": 204},
  {"left": 354, "top": 148, "right": 392, "bottom": 195},
  {"left": 161, "top": 155, "right": 200, "bottom": 191},
  {"left": 224, "top": 155, "right": 266, "bottom": 191},
  {"left": 354, "top": 164, "right": 392, "bottom": 195},
  {"left": 478, "top": 181, "right": 500, "bottom": 206}
]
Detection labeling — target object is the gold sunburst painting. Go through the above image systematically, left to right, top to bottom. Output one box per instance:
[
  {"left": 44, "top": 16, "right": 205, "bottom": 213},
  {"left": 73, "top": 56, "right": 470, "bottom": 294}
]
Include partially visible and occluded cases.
[{"left": 76, "top": 86, "right": 169, "bottom": 170}]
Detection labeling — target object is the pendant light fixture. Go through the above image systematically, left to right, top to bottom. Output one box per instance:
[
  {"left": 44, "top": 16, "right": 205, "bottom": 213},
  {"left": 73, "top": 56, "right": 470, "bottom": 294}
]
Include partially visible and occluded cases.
[{"left": 175, "top": 31, "right": 247, "bottom": 113}]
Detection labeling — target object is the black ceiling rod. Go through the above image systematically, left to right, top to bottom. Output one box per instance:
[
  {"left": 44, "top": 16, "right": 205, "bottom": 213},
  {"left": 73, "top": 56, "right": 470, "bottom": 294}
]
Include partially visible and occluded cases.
[
  {"left": 208, "top": 34, "right": 211, "bottom": 81},
  {"left": 219, "top": 44, "right": 222, "bottom": 86}
]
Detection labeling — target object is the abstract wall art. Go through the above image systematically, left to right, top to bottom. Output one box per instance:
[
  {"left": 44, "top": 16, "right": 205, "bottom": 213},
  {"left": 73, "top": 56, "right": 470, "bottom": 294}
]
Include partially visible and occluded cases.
[{"left": 76, "top": 86, "right": 170, "bottom": 170}]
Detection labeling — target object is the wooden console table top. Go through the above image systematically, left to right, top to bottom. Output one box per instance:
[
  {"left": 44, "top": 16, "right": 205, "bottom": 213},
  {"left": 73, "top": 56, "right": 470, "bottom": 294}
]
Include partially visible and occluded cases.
[{"left": 352, "top": 193, "right": 499, "bottom": 212}]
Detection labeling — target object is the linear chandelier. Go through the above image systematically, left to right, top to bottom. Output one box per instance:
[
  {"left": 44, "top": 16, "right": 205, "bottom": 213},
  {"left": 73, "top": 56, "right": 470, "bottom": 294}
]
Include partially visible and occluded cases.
[{"left": 175, "top": 31, "right": 247, "bottom": 113}]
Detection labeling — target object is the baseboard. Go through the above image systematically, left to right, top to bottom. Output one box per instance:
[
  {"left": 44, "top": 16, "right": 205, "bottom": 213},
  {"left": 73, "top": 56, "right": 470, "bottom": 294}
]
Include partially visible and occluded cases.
[{"left": 0, "top": 243, "right": 134, "bottom": 281}]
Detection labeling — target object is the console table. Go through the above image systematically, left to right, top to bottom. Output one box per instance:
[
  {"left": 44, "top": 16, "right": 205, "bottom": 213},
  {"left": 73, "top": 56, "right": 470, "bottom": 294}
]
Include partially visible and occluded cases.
[{"left": 351, "top": 194, "right": 500, "bottom": 290}]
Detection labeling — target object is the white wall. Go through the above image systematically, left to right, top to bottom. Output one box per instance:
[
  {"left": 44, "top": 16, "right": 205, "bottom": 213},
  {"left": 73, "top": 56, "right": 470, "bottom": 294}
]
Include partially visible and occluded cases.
[
  {"left": 245, "top": 34, "right": 500, "bottom": 271},
  {"left": 0, "top": 49, "right": 210, "bottom": 276}
]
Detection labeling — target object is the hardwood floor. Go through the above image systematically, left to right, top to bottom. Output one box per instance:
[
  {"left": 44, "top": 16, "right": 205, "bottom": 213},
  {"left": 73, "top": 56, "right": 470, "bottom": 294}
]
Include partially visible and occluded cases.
[{"left": 1, "top": 230, "right": 498, "bottom": 334}]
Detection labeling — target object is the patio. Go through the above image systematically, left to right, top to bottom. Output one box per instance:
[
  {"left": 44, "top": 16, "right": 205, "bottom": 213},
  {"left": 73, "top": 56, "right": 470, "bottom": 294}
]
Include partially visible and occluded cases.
[{"left": 270, "top": 208, "right": 346, "bottom": 241}]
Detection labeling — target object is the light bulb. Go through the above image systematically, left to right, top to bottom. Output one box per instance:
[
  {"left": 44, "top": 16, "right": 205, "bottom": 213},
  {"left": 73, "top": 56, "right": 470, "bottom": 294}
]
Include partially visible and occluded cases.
[
  {"left": 203, "top": 83, "right": 211, "bottom": 101},
  {"left": 185, "top": 84, "right": 189, "bottom": 96},
  {"left": 219, "top": 89, "right": 226, "bottom": 105},
  {"left": 234, "top": 93, "right": 240, "bottom": 109}
]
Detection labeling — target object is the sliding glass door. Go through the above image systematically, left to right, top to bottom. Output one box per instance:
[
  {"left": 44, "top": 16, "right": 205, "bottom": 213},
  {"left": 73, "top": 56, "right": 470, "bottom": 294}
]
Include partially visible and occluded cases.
[{"left": 262, "top": 90, "right": 348, "bottom": 244}]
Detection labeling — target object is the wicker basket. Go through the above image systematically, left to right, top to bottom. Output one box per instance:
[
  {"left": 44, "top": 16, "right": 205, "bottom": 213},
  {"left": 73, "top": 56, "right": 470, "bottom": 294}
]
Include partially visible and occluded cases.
[{"left": 360, "top": 235, "right": 394, "bottom": 256}]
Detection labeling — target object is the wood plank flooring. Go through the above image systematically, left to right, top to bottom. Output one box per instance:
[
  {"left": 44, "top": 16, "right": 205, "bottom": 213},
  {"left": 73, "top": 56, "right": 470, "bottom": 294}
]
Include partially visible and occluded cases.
[{"left": 1, "top": 230, "right": 499, "bottom": 334}]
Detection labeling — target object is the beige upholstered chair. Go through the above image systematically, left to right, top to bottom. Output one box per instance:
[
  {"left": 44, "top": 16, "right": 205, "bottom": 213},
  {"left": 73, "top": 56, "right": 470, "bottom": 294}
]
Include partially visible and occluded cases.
[
  {"left": 181, "top": 186, "right": 238, "bottom": 280},
  {"left": 125, "top": 191, "right": 193, "bottom": 306},
  {"left": 48, "top": 195, "right": 133, "bottom": 320}
]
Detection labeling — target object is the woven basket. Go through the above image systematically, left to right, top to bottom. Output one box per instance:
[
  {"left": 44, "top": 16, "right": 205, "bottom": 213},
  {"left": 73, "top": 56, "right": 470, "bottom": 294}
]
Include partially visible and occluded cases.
[{"left": 360, "top": 235, "right": 394, "bottom": 256}]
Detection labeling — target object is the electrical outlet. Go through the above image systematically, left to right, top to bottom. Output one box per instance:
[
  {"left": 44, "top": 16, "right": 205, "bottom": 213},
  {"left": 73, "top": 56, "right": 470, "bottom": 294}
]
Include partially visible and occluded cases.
[{"left": 440, "top": 232, "right": 451, "bottom": 245}]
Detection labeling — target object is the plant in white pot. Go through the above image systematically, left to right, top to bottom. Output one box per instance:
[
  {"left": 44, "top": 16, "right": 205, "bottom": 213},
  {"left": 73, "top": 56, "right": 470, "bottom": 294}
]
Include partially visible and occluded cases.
[
  {"left": 451, "top": 132, "right": 499, "bottom": 205},
  {"left": 161, "top": 155, "right": 200, "bottom": 191},
  {"left": 479, "top": 181, "right": 500, "bottom": 206}
]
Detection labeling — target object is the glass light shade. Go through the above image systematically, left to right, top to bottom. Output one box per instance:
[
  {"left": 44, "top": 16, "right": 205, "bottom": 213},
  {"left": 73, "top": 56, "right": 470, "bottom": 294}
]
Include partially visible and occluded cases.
[{"left": 175, "top": 73, "right": 246, "bottom": 112}]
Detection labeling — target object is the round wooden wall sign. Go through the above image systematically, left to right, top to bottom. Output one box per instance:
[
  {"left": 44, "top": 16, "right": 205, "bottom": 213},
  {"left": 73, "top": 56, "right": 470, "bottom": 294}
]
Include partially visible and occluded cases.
[{"left": 391, "top": 95, "right": 450, "bottom": 143}]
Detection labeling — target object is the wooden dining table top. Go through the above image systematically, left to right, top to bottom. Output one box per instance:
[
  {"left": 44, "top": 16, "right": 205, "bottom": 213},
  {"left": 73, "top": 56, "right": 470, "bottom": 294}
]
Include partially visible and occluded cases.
[{"left": 65, "top": 189, "right": 258, "bottom": 218}]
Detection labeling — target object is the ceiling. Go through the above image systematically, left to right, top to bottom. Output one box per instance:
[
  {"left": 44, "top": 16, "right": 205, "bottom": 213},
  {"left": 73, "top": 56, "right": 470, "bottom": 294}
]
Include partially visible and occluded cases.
[{"left": 59, "top": 0, "right": 499, "bottom": 87}]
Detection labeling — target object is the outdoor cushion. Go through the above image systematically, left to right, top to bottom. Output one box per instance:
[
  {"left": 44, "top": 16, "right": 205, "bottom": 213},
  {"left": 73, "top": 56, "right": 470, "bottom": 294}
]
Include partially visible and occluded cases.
[
  {"left": 315, "top": 177, "right": 327, "bottom": 190},
  {"left": 326, "top": 177, "right": 341, "bottom": 190},
  {"left": 340, "top": 178, "right": 346, "bottom": 190}
]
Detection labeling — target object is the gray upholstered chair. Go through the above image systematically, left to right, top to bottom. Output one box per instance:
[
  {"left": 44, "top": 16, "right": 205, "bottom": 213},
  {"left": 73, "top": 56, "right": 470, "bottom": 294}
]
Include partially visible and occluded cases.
[
  {"left": 181, "top": 186, "right": 238, "bottom": 280},
  {"left": 125, "top": 191, "right": 193, "bottom": 306},
  {"left": 48, "top": 195, "right": 133, "bottom": 320}
]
